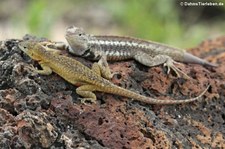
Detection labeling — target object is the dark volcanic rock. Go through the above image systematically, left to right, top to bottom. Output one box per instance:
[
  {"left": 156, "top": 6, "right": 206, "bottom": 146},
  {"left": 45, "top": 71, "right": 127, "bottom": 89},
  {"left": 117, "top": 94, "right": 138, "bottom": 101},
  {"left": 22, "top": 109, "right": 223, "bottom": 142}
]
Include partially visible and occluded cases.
[{"left": 0, "top": 36, "right": 224, "bottom": 148}]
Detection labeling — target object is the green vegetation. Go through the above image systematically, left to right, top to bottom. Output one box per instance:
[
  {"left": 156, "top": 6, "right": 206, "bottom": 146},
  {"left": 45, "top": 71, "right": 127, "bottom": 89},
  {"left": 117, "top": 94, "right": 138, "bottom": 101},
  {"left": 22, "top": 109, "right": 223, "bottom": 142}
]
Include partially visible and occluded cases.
[
  {"left": 7, "top": 0, "right": 224, "bottom": 47},
  {"left": 25, "top": 0, "right": 66, "bottom": 37},
  {"left": 107, "top": 0, "right": 225, "bottom": 47},
  {"left": 109, "top": 0, "right": 183, "bottom": 44}
]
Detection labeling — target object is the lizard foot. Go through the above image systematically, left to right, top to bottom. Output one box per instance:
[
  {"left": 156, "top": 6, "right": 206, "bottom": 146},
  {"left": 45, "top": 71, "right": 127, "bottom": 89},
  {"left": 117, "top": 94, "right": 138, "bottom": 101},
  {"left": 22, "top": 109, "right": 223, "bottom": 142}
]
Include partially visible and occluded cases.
[
  {"left": 164, "top": 59, "right": 191, "bottom": 79},
  {"left": 26, "top": 63, "right": 52, "bottom": 75},
  {"left": 26, "top": 64, "right": 46, "bottom": 74},
  {"left": 80, "top": 98, "right": 97, "bottom": 104}
]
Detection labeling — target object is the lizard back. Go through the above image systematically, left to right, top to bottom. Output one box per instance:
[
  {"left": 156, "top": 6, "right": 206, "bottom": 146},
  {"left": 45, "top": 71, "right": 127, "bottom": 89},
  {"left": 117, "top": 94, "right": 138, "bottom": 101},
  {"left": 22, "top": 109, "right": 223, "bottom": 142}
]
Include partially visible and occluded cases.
[
  {"left": 88, "top": 35, "right": 185, "bottom": 61},
  {"left": 39, "top": 50, "right": 113, "bottom": 87}
]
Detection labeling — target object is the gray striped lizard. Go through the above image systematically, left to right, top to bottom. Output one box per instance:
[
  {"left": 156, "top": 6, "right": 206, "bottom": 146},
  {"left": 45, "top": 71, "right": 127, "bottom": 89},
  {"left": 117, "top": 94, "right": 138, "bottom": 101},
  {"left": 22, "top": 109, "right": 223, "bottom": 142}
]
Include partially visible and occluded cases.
[{"left": 52, "top": 26, "right": 216, "bottom": 79}]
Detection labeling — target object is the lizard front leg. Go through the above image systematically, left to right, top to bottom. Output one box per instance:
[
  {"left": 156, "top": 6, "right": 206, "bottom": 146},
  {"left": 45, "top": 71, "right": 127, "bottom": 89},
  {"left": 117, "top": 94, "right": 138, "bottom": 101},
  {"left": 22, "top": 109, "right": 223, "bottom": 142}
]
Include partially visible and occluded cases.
[
  {"left": 40, "top": 41, "right": 68, "bottom": 51},
  {"left": 39, "top": 42, "right": 66, "bottom": 55},
  {"left": 134, "top": 52, "right": 190, "bottom": 79},
  {"left": 91, "top": 55, "right": 113, "bottom": 80},
  {"left": 29, "top": 61, "right": 53, "bottom": 75},
  {"left": 76, "top": 84, "right": 98, "bottom": 104}
]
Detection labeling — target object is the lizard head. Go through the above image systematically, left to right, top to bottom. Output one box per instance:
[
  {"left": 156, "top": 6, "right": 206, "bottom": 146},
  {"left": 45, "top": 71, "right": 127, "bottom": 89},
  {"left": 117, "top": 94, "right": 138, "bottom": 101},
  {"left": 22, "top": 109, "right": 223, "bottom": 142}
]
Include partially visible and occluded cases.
[
  {"left": 65, "top": 26, "right": 89, "bottom": 56},
  {"left": 18, "top": 41, "right": 45, "bottom": 61}
]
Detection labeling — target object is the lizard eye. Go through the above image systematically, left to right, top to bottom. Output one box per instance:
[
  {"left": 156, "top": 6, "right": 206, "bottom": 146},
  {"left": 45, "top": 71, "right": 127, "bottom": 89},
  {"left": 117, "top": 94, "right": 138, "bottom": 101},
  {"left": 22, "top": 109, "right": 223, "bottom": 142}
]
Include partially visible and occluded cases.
[{"left": 78, "top": 33, "right": 82, "bottom": 36}]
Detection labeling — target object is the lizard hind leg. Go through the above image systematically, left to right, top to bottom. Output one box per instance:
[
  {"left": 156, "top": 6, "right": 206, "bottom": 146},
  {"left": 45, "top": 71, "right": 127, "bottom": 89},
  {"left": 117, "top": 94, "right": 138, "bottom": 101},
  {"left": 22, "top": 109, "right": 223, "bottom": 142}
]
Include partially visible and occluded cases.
[
  {"left": 134, "top": 53, "right": 190, "bottom": 79},
  {"left": 76, "top": 85, "right": 98, "bottom": 104}
]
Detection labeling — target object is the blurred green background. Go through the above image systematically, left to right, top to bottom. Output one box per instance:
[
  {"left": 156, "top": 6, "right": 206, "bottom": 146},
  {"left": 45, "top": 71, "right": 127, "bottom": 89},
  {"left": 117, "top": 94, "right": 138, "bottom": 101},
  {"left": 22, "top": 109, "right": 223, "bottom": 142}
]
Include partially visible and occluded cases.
[{"left": 0, "top": 0, "right": 224, "bottom": 48}]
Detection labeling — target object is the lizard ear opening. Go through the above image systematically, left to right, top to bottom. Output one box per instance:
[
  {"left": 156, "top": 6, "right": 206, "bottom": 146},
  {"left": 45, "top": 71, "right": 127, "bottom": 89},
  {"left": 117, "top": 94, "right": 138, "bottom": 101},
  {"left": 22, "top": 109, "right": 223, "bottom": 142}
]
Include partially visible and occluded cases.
[{"left": 23, "top": 45, "right": 28, "bottom": 49}]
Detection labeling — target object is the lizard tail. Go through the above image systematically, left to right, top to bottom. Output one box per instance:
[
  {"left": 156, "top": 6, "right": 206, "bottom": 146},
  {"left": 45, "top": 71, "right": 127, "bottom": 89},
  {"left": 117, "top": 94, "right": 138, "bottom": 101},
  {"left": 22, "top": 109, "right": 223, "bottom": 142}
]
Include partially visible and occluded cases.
[
  {"left": 183, "top": 53, "right": 217, "bottom": 67},
  {"left": 102, "top": 84, "right": 210, "bottom": 105}
]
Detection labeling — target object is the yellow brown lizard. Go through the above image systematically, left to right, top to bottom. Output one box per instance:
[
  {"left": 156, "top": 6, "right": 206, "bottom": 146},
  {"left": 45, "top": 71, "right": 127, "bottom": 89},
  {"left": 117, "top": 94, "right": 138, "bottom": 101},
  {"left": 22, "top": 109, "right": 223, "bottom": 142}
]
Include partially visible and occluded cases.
[{"left": 18, "top": 41, "right": 209, "bottom": 105}]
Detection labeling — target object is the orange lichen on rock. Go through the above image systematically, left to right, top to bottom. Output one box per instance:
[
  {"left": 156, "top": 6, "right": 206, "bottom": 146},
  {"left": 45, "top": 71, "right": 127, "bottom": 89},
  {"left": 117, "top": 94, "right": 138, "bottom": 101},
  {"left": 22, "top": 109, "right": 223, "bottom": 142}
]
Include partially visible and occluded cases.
[{"left": 187, "top": 119, "right": 225, "bottom": 148}]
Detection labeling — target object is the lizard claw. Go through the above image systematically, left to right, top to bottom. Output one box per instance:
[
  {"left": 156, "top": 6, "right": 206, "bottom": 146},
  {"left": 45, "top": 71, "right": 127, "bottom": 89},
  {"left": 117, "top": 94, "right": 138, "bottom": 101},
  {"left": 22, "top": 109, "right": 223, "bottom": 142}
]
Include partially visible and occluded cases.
[
  {"left": 164, "top": 59, "right": 191, "bottom": 79},
  {"left": 27, "top": 64, "right": 37, "bottom": 72},
  {"left": 80, "top": 98, "right": 97, "bottom": 104}
]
